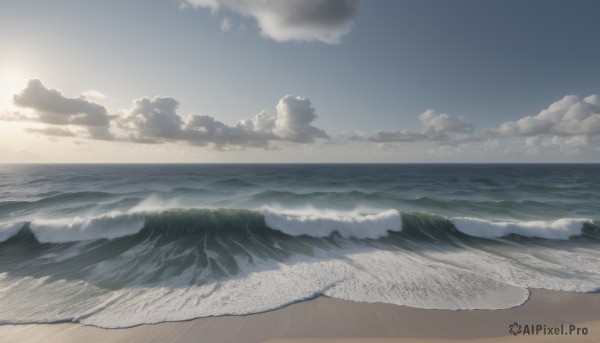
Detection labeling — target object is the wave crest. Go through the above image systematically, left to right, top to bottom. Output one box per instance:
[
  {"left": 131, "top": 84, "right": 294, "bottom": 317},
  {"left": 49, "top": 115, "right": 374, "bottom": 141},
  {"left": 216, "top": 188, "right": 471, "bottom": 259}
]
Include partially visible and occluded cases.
[
  {"left": 262, "top": 207, "right": 402, "bottom": 239},
  {"left": 30, "top": 212, "right": 146, "bottom": 243},
  {"left": 452, "top": 217, "right": 589, "bottom": 240}
]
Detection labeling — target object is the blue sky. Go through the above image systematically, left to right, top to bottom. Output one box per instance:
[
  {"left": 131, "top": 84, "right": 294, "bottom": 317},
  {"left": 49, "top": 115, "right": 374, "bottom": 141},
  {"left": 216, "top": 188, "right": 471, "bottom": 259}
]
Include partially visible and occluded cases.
[{"left": 1, "top": 0, "right": 599, "bottom": 162}]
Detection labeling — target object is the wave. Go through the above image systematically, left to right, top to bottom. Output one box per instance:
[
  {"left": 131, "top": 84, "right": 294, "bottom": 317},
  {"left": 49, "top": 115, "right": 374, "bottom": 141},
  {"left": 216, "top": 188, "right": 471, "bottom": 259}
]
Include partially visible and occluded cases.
[
  {"left": 0, "top": 207, "right": 596, "bottom": 245},
  {"left": 0, "top": 207, "right": 599, "bottom": 328},
  {"left": 262, "top": 207, "right": 402, "bottom": 239},
  {"left": 30, "top": 212, "right": 146, "bottom": 243},
  {"left": 452, "top": 217, "right": 588, "bottom": 240},
  {"left": 0, "top": 222, "right": 24, "bottom": 242}
]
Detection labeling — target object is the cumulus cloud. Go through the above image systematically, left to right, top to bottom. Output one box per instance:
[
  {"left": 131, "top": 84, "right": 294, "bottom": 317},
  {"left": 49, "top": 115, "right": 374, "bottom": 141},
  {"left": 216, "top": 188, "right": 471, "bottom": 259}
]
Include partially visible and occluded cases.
[
  {"left": 183, "top": 0, "right": 359, "bottom": 44},
  {"left": 3, "top": 79, "right": 330, "bottom": 149},
  {"left": 7, "top": 79, "right": 596, "bottom": 157},
  {"left": 10, "top": 79, "right": 114, "bottom": 140},
  {"left": 13, "top": 79, "right": 111, "bottom": 127},
  {"left": 118, "top": 94, "right": 328, "bottom": 148},
  {"left": 347, "top": 94, "right": 599, "bottom": 155},
  {"left": 273, "top": 95, "right": 329, "bottom": 142},
  {"left": 488, "top": 95, "right": 600, "bottom": 137},
  {"left": 123, "top": 96, "right": 183, "bottom": 141},
  {"left": 347, "top": 109, "right": 474, "bottom": 143},
  {"left": 419, "top": 109, "right": 474, "bottom": 135},
  {"left": 182, "top": 113, "right": 276, "bottom": 148},
  {"left": 551, "top": 135, "right": 591, "bottom": 154}
]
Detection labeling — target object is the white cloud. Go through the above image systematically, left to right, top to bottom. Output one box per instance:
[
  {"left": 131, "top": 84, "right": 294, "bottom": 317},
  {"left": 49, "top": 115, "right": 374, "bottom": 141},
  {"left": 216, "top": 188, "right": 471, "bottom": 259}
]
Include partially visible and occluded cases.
[
  {"left": 183, "top": 0, "right": 359, "bottom": 44},
  {"left": 220, "top": 17, "right": 232, "bottom": 32},
  {"left": 5, "top": 79, "right": 598, "bottom": 158},
  {"left": 11, "top": 79, "right": 113, "bottom": 140},
  {"left": 13, "top": 79, "right": 110, "bottom": 127},
  {"left": 5, "top": 80, "right": 330, "bottom": 149},
  {"left": 81, "top": 89, "right": 107, "bottom": 100},
  {"left": 119, "top": 94, "right": 328, "bottom": 148},
  {"left": 339, "top": 94, "right": 599, "bottom": 156},
  {"left": 490, "top": 94, "right": 600, "bottom": 137},
  {"left": 273, "top": 95, "right": 329, "bottom": 143},
  {"left": 124, "top": 96, "right": 183, "bottom": 141},
  {"left": 347, "top": 109, "right": 474, "bottom": 143},
  {"left": 419, "top": 109, "right": 474, "bottom": 135},
  {"left": 238, "top": 110, "right": 275, "bottom": 132},
  {"left": 182, "top": 113, "right": 274, "bottom": 148},
  {"left": 364, "top": 130, "right": 427, "bottom": 143},
  {"left": 551, "top": 135, "right": 590, "bottom": 154},
  {"left": 525, "top": 136, "right": 545, "bottom": 154}
]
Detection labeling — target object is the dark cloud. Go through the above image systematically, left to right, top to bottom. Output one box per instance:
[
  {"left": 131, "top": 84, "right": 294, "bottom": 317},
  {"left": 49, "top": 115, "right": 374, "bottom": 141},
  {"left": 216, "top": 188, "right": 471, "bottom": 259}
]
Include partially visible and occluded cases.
[{"left": 184, "top": 0, "right": 359, "bottom": 44}]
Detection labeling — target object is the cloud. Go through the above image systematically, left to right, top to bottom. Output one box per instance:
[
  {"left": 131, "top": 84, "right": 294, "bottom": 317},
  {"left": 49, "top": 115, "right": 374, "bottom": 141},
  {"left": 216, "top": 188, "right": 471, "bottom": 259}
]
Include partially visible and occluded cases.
[
  {"left": 183, "top": 0, "right": 359, "bottom": 44},
  {"left": 220, "top": 17, "right": 233, "bottom": 32},
  {"left": 10, "top": 79, "right": 114, "bottom": 140},
  {"left": 13, "top": 79, "right": 111, "bottom": 127},
  {"left": 4, "top": 80, "right": 329, "bottom": 149},
  {"left": 81, "top": 89, "right": 107, "bottom": 100},
  {"left": 119, "top": 94, "right": 328, "bottom": 148},
  {"left": 346, "top": 94, "right": 599, "bottom": 156},
  {"left": 273, "top": 95, "right": 329, "bottom": 142},
  {"left": 488, "top": 95, "right": 600, "bottom": 137},
  {"left": 123, "top": 96, "right": 183, "bottom": 140},
  {"left": 347, "top": 109, "right": 474, "bottom": 143},
  {"left": 419, "top": 109, "right": 474, "bottom": 135},
  {"left": 0, "top": 110, "right": 34, "bottom": 122},
  {"left": 182, "top": 113, "right": 274, "bottom": 148},
  {"left": 24, "top": 127, "right": 77, "bottom": 137},
  {"left": 356, "top": 130, "right": 427, "bottom": 143}
]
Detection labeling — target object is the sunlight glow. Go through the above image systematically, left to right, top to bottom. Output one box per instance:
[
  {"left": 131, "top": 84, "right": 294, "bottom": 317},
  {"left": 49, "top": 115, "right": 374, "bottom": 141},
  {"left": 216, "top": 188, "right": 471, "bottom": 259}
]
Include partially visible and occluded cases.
[{"left": 0, "top": 64, "right": 27, "bottom": 110}]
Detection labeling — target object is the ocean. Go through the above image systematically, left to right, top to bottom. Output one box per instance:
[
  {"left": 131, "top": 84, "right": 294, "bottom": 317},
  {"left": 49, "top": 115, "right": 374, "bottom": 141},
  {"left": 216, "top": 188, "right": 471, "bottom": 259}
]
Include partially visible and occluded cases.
[{"left": 0, "top": 164, "right": 598, "bottom": 328}]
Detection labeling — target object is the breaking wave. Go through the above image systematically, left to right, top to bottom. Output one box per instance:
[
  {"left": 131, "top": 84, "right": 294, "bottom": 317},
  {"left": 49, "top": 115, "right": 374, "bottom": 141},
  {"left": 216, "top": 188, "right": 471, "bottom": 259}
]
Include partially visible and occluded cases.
[{"left": 1, "top": 207, "right": 596, "bottom": 244}]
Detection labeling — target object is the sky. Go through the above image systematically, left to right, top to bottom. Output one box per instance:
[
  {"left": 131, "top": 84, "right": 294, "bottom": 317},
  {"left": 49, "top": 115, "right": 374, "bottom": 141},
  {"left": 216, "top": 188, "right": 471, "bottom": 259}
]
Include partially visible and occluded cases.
[{"left": 0, "top": 0, "right": 599, "bottom": 163}]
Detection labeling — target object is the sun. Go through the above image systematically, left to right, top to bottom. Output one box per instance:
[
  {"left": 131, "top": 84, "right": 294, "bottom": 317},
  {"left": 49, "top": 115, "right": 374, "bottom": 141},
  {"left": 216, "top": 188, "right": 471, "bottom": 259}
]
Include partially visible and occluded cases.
[{"left": 0, "top": 65, "right": 28, "bottom": 110}]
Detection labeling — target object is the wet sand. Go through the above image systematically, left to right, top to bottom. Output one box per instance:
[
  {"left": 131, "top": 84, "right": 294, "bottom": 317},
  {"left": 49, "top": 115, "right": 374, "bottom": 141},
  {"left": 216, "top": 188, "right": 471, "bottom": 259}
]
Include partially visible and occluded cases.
[{"left": 1, "top": 289, "right": 599, "bottom": 343}]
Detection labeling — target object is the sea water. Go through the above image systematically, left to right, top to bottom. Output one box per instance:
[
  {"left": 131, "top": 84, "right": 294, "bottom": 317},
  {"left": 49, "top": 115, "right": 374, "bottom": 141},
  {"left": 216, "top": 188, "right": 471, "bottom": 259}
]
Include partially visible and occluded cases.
[{"left": 0, "top": 164, "right": 598, "bottom": 327}]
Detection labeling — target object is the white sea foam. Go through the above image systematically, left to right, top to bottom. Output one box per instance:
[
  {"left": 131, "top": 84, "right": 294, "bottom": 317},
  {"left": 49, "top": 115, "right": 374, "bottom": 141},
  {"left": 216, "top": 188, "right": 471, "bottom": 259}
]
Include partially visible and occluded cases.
[
  {"left": 129, "top": 194, "right": 183, "bottom": 213},
  {"left": 262, "top": 207, "right": 402, "bottom": 239},
  {"left": 1, "top": 208, "right": 598, "bottom": 328},
  {"left": 30, "top": 212, "right": 145, "bottom": 243},
  {"left": 452, "top": 217, "right": 589, "bottom": 239},
  {"left": 2, "top": 221, "right": 600, "bottom": 328},
  {"left": 0, "top": 222, "right": 24, "bottom": 243}
]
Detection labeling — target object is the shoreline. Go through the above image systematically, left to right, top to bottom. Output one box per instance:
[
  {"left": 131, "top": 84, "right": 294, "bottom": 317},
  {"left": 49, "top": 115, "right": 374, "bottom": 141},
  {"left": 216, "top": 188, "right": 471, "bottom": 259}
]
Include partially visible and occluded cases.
[{"left": 1, "top": 289, "right": 599, "bottom": 342}]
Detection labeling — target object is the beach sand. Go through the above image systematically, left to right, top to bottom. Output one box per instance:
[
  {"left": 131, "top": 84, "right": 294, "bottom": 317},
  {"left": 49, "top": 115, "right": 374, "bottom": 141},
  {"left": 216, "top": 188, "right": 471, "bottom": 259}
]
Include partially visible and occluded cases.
[{"left": 1, "top": 289, "right": 599, "bottom": 343}]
